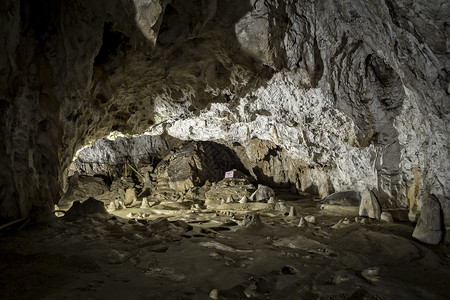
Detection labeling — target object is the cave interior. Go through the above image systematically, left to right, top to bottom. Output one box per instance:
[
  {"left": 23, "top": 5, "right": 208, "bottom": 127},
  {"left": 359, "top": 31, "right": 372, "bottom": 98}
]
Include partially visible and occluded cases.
[{"left": 0, "top": 0, "right": 449, "bottom": 299}]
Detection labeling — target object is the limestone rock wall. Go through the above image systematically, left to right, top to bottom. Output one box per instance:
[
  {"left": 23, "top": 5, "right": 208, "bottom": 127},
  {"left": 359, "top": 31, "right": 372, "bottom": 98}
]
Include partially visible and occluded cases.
[{"left": 0, "top": 0, "right": 448, "bottom": 223}]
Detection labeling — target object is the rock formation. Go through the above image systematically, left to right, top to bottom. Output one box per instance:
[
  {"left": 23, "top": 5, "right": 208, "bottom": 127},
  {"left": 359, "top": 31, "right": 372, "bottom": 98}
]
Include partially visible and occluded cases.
[
  {"left": 0, "top": 0, "right": 448, "bottom": 244},
  {"left": 359, "top": 189, "right": 382, "bottom": 219},
  {"left": 412, "top": 195, "right": 443, "bottom": 245}
]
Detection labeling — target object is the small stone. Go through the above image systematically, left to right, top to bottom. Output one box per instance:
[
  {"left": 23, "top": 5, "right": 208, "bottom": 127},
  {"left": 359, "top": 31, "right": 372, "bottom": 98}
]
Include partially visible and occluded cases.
[
  {"left": 226, "top": 195, "right": 234, "bottom": 203},
  {"left": 239, "top": 196, "right": 249, "bottom": 203},
  {"left": 267, "top": 196, "right": 276, "bottom": 204},
  {"left": 140, "top": 197, "right": 150, "bottom": 209},
  {"left": 276, "top": 202, "right": 290, "bottom": 214},
  {"left": 54, "top": 204, "right": 64, "bottom": 217},
  {"left": 288, "top": 206, "right": 297, "bottom": 217},
  {"left": 126, "top": 212, "right": 135, "bottom": 218},
  {"left": 380, "top": 212, "right": 394, "bottom": 223},
  {"left": 241, "top": 214, "right": 251, "bottom": 226},
  {"left": 245, "top": 214, "right": 264, "bottom": 228},
  {"left": 305, "top": 215, "right": 316, "bottom": 224},
  {"left": 355, "top": 216, "right": 364, "bottom": 223},
  {"left": 298, "top": 217, "right": 307, "bottom": 227},
  {"left": 361, "top": 217, "right": 371, "bottom": 224},
  {"left": 332, "top": 218, "right": 351, "bottom": 229},
  {"left": 133, "top": 233, "right": 144, "bottom": 240},
  {"left": 107, "top": 250, "right": 126, "bottom": 264},
  {"left": 224, "top": 256, "right": 236, "bottom": 266},
  {"left": 361, "top": 267, "right": 381, "bottom": 283},
  {"left": 333, "top": 270, "right": 356, "bottom": 284},
  {"left": 243, "top": 282, "right": 259, "bottom": 298},
  {"left": 209, "top": 289, "right": 219, "bottom": 299}
]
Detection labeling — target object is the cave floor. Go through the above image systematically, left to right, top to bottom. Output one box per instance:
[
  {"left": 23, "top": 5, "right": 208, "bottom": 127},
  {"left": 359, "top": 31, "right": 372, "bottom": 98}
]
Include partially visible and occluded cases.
[{"left": 1, "top": 194, "right": 450, "bottom": 300}]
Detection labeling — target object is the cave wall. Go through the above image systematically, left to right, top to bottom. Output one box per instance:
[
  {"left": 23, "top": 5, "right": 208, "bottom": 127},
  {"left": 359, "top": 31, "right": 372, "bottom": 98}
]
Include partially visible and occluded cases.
[{"left": 0, "top": 0, "right": 448, "bottom": 222}]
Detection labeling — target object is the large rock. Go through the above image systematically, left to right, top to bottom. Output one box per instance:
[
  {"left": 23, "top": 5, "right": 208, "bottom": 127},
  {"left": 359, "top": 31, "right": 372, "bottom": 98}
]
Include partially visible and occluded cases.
[
  {"left": 60, "top": 174, "right": 109, "bottom": 209},
  {"left": 250, "top": 185, "right": 276, "bottom": 202},
  {"left": 359, "top": 190, "right": 381, "bottom": 219},
  {"left": 412, "top": 195, "right": 443, "bottom": 245},
  {"left": 64, "top": 198, "right": 109, "bottom": 219}
]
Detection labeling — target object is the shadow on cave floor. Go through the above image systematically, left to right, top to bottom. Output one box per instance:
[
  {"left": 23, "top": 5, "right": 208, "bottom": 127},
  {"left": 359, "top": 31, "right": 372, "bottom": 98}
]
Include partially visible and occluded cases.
[{"left": 1, "top": 190, "right": 449, "bottom": 300}]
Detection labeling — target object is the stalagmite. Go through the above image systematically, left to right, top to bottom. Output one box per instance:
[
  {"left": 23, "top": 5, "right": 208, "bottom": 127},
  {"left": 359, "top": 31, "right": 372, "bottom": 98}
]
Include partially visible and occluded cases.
[
  {"left": 359, "top": 190, "right": 381, "bottom": 219},
  {"left": 239, "top": 196, "right": 248, "bottom": 204},
  {"left": 140, "top": 197, "right": 150, "bottom": 209},
  {"left": 107, "top": 201, "right": 116, "bottom": 212},
  {"left": 288, "top": 206, "right": 297, "bottom": 218},
  {"left": 298, "top": 217, "right": 306, "bottom": 228}
]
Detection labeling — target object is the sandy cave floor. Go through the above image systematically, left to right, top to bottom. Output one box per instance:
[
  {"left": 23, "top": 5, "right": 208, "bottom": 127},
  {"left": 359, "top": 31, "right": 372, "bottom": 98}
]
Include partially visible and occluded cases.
[{"left": 1, "top": 193, "right": 450, "bottom": 300}]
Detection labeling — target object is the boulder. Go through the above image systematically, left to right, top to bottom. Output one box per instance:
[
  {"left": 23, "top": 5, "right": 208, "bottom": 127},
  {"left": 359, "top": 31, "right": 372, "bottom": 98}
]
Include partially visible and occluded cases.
[
  {"left": 60, "top": 175, "right": 109, "bottom": 209},
  {"left": 250, "top": 184, "right": 275, "bottom": 202},
  {"left": 412, "top": 195, "right": 443, "bottom": 245},
  {"left": 64, "top": 198, "right": 109, "bottom": 219},
  {"left": 305, "top": 215, "right": 316, "bottom": 224}
]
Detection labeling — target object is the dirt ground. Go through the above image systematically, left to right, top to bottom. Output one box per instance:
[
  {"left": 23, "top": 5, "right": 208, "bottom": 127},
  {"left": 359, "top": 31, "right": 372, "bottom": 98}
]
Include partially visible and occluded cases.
[{"left": 1, "top": 193, "right": 449, "bottom": 300}]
